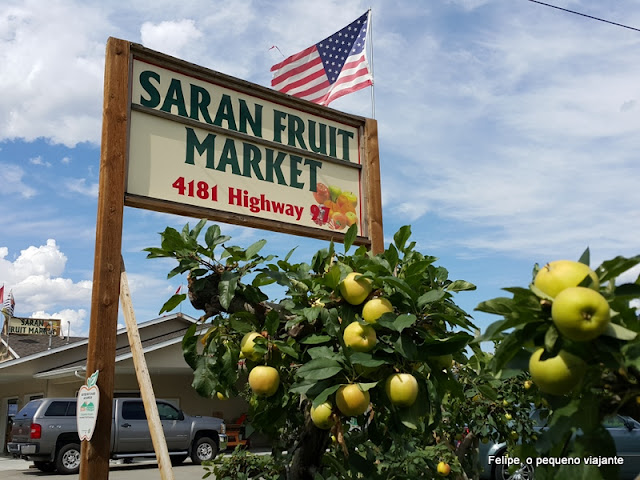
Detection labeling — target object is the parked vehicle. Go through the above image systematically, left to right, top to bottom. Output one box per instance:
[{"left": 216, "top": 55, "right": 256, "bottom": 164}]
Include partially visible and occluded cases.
[
  {"left": 7, "top": 397, "right": 227, "bottom": 474},
  {"left": 478, "top": 412, "right": 640, "bottom": 480}
]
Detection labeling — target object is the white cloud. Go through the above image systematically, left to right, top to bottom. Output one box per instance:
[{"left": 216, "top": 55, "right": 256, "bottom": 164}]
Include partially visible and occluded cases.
[
  {"left": 140, "top": 19, "right": 203, "bottom": 57},
  {"left": 29, "top": 156, "right": 51, "bottom": 167},
  {"left": 0, "top": 162, "right": 36, "bottom": 198},
  {"left": 64, "top": 178, "right": 99, "bottom": 198},
  {"left": 0, "top": 240, "right": 92, "bottom": 320}
]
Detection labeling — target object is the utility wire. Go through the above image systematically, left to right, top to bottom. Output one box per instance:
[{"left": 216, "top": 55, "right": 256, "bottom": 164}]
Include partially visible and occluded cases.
[{"left": 527, "top": 0, "right": 640, "bottom": 33}]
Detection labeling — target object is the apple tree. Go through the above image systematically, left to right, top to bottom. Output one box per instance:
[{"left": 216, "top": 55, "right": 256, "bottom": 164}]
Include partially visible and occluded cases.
[
  {"left": 145, "top": 221, "right": 481, "bottom": 479},
  {"left": 477, "top": 250, "right": 640, "bottom": 480}
]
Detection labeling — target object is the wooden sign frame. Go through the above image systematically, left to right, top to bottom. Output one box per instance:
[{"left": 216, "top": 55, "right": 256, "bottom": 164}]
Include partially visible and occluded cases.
[{"left": 81, "top": 37, "right": 383, "bottom": 480}]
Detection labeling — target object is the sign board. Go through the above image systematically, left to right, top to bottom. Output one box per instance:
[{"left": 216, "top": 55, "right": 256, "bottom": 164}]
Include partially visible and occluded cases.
[
  {"left": 125, "top": 44, "right": 380, "bottom": 246},
  {"left": 7, "top": 317, "right": 61, "bottom": 335},
  {"left": 77, "top": 371, "right": 100, "bottom": 441}
]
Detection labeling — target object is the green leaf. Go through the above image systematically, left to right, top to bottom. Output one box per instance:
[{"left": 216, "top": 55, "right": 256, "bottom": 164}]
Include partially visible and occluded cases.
[
  {"left": 190, "top": 218, "right": 207, "bottom": 239},
  {"left": 344, "top": 224, "right": 357, "bottom": 253},
  {"left": 393, "top": 225, "right": 412, "bottom": 253},
  {"left": 244, "top": 239, "right": 267, "bottom": 260},
  {"left": 578, "top": 247, "right": 590, "bottom": 266},
  {"left": 597, "top": 254, "right": 640, "bottom": 284},
  {"left": 323, "top": 264, "right": 342, "bottom": 289},
  {"left": 218, "top": 271, "right": 239, "bottom": 310},
  {"left": 380, "top": 276, "right": 417, "bottom": 301},
  {"left": 446, "top": 280, "right": 476, "bottom": 292},
  {"left": 417, "top": 289, "right": 446, "bottom": 308},
  {"left": 159, "top": 293, "right": 186, "bottom": 314},
  {"left": 475, "top": 297, "right": 516, "bottom": 315},
  {"left": 264, "top": 310, "right": 280, "bottom": 337},
  {"left": 602, "top": 322, "right": 637, "bottom": 341},
  {"left": 182, "top": 324, "right": 199, "bottom": 370},
  {"left": 300, "top": 334, "right": 332, "bottom": 345},
  {"left": 273, "top": 340, "right": 298, "bottom": 359},
  {"left": 348, "top": 352, "right": 388, "bottom": 368},
  {"left": 296, "top": 358, "right": 343, "bottom": 380},
  {"left": 357, "top": 381, "right": 379, "bottom": 391},
  {"left": 476, "top": 384, "right": 499, "bottom": 401},
  {"left": 312, "top": 385, "right": 341, "bottom": 407}
]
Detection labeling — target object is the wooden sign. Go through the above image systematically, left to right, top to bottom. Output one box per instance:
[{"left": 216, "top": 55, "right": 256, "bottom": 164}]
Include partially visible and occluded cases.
[
  {"left": 125, "top": 42, "right": 382, "bottom": 249},
  {"left": 7, "top": 317, "right": 61, "bottom": 335}
]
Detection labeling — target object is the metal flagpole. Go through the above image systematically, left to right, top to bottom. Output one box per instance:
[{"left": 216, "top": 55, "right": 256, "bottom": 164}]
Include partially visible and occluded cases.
[{"left": 368, "top": 7, "right": 376, "bottom": 119}]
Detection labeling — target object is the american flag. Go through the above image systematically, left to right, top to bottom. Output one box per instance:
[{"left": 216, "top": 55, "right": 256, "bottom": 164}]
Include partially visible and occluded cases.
[
  {"left": 270, "top": 11, "right": 373, "bottom": 106},
  {"left": 1, "top": 288, "right": 14, "bottom": 318}
]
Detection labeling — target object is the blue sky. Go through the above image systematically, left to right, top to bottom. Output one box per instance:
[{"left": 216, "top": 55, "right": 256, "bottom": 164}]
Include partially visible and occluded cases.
[{"left": 1, "top": 0, "right": 639, "bottom": 338}]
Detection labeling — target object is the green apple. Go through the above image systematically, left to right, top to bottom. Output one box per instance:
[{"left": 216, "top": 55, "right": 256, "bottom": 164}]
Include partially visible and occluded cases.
[
  {"left": 329, "top": 184, "right": 342, "bottom": 202},
  {"left": 534, "top": 260, "right": 599, "bottom": 298},
  {"left": 339, "top": 272, "right": 372, "bottom": 305},
  {"left": 551, "top": 286, "right": 610, "bottom": 341},
  {"left": 362, "top": 297, "right": 393, "bottom": 323},
  {"left": 343, "top": 321, "right": 377, "bottom": 352},
  {"left": 240, "top": 331, "right": 265, "bottom": 361},
  {"left": 528, "top": 348, "right": 586, "bottom": 395},
  {"left": 429, "top": 354, "right": 454, "bottom": 371},
  {"left": 248, "top": 365, "right": 280, "bottom": 397},
  {"left": 385, "top": 373, "right": 419, "bottom": 407},
  {"left": 336, "top": 384, "right": 370, "bottom": 416},
  {"left": 310, "top": 401, "right": 335, "bottom": 430}
]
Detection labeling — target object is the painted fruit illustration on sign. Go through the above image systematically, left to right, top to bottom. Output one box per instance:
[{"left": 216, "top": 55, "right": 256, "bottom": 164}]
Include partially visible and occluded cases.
[{"left": 310, "top": 182, "right": 358, "bottom": 230}]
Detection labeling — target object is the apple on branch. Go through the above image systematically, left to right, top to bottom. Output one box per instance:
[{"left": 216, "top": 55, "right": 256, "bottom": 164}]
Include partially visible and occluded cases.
[
  {"left": 534, "top": 260, "right": 599, "bottom": 298},
  {"left": 339, "top": 272, "right": 373, "bottom": 305},
  {"left": 551, "top": 286, "right": 610, "bottom": 341},
  {"left": 343, "top": 321, "right": 377, "bottom": 352},
  {"left": 528, "top": 348, "right": 586, "bottom": 395},
  {"left": 248, "top": 365, "right": 280, "bottom": 397},
  {"left": 385, "top": 373, "right": 419, "bottom": 407},
  {"left": 335, "top": 384, "right": 370, "bottom": 416}
]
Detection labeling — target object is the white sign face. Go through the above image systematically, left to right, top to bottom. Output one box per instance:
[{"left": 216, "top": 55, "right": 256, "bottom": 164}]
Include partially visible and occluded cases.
[
  {"left": 126, "top": 58, "right": 366, "bottom": 238},
  {"left": 7, "top": 317, "right": 61, "bottom": 335},
  {"left": 77, "top": 371, "right": 100, "bottom": 441}
]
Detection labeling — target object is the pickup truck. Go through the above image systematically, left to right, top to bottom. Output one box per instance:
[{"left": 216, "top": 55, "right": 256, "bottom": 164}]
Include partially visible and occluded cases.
[{"left": 7, "top": 397, "right": 228, "bottom": 474}]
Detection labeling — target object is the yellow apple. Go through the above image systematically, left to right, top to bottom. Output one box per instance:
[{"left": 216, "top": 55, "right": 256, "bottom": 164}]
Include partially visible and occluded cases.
[
  {"left": 534, "top": 260, "right": 599, "bottom": 298},
  {"left": 339, "top": 272, "right": 372, "bottom": 305},
  {"left": 551, "top": 286, "right": 610, "bottom": 341},
  {"left": 362, "top": 297, "right": 393, "bottom": 323},
  {"left": 343, "top": 321, "right": 377, "bottom": 352},
  {"left": 241, "top": 331, "right": 264, "bottom": 361},
  {"left": 529, "top": 348, "right": 586, "bottom": 395},
  {"left": 248, "top": 365, "right": 280, "bottom": 397},
  {"left": 385, "top": 373, "right": 419, "bottom": 407},
  {"left": 524, "top": 380, "right": 533, "bottom": 390},
  {"left": 336, "top": 384, "right": 370, "bottom": 416},
  {"left": 216, "top": 392, "right": 228, "bottom": 401},
  {"left": 310, "top": 401, "right": 335, "bottom": 430},
  {"left": 504, "top": 413, "right": 512, "bottom": 421},
  {"left": 510, "top": 431, "right": 519, "bottom": 441},
  {"left": 437, "top": 461, "right": 451, "bottom": 476}
]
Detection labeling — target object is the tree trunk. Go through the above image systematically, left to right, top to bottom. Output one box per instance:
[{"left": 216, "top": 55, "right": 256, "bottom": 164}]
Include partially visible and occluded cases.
[{"left": 288, "top": 412, "right": 330, "bottom": 480}]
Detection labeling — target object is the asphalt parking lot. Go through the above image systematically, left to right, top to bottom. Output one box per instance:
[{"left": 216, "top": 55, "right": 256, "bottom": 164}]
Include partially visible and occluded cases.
[{"left": 0, "top": 457, "right": 214, "bottom": 480}]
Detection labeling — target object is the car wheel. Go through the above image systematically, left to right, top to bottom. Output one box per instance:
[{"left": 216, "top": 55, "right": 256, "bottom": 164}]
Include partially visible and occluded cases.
[
  {"left": 190, "top": 436, "right": 218, "bottom": 464},
  {"left": 55, "top": 443, "right": 81, "bottom": 475},
  {"left": 492, "top": 452, "right": 534, "bottom": 480},
  {"left": 33, "top": 461, "right": 56, "bottom": 472}
]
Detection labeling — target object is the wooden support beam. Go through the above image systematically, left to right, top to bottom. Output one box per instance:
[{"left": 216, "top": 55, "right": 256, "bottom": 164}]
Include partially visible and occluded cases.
[
  {"left": 80, "top": 37, "right": 130, "bottom": 480},
  {"left": 364, "top": 118, "right": 384, "bottom": 254},
  {"left": 119, "top": 257, "right": 174, "bottom": 480}
]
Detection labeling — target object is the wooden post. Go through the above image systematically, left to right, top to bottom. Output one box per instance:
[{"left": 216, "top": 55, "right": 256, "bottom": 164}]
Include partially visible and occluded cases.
[
  {"left": 80, "top": 37, "right": 130, "bottom": 480},
  {"left": 364, "top": 118, "right": 384, "bottom": 254},
  {"left": 119, "top": 258, "right": 175, "bottom": 480}
]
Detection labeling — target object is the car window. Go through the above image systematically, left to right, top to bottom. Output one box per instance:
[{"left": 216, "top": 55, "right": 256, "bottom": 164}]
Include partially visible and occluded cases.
[
  {"left": 15, "top": 400, "right": 43, "bottom": 418},
  {"left": 45, "top": 401, "right": 72, "bottom": 417},
  {"left": 122, "top": 401, "right": 146, "bottom": 420},
  {"left": 157, "top": 402, "right": 181, "bottom": 421},
  {"left": 603, "top": 416, "right": 626, "bottom": 428}
]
